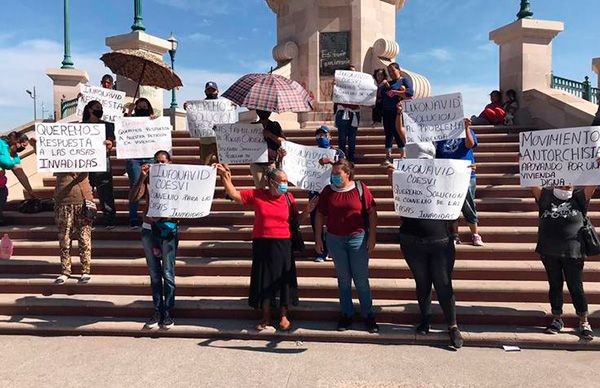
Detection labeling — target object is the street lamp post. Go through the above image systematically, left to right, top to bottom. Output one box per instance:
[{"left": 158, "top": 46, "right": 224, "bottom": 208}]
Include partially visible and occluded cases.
[
  {"left": 61, "top": 0, "right": 74, "bottom": 69},
  {"left": 131, "top": 0, "right": 146, "bottom": 32},
  {"left": 517, "top": 0, "right": 534, "bottom": 19},
  {"left": 167, "top": 34, "right": 179, "bottom": 110},
  {"left": 26, "top": 87, "right": 37, "bottom": 121}
]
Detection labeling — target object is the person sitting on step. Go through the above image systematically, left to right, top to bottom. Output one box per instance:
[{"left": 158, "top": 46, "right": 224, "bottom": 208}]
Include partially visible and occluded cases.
[
  {"left": 502, "top": 89, "right": 519, "bottom": 126},
  {"left": 470, "top": 90, "right": 506, "bottom": 126}
]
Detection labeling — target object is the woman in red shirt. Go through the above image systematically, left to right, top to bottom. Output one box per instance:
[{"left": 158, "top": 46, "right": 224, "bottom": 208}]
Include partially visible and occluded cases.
[
  {"left": 315, "top": 160, "right": 379, "bottom": 333},
  {"left": 216, "top": 164, "right": 316, "bottom": 331}
]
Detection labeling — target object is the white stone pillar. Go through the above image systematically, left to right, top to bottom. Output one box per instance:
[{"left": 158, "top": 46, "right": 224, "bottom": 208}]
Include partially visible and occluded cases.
[{"left": 46, "top": 68, "right": 89, "bottom": 120}]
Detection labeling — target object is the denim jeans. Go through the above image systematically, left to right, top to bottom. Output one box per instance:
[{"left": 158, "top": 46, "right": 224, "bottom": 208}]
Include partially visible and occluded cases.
[
  {"left": 382, "top": 109, "right": 404, "bottom": 151},
  {"left": 335, "top": 111, "right": 359, "bottom": 162},
  {"left": 127, "top": 158, "right": 152, "bottom": 226},
  {"left": 461, "top": 177, "right": 478, "bottom": 225},
  {"left": 310, "top": 208, "right": 328, "bottom": 259},
  {"left": 141, "top": 227, "right": 179, "bottom": 315},
  {"left": 326, "top": 232, "right": 374, "bottom": 317},
  {"left": 401, "top": 241, "right": 457, "bottom": 326},
  {"left": 541, "top": 256, "right": 588, "bottom": 316}
]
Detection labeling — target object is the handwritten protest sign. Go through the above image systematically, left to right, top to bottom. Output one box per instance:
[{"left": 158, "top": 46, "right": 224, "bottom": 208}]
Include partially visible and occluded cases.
[
  {"left": 332, "top": 70, "right": 378, "bottom": 106},
  {"left": 75, "top": 85, "right": 125, "bottom": 123},
  {"left": 402, "top": 93, "right": 465, "bottom": 144},
  {"left": 186, "top": 99, "right": 237, "bottom": 138},
  {"left": 115, "top": 117, "right": 172, "bottom": 159},
  {"left": 35, "top": 123, "right": 107, "bottom": 173},
  {"left": 215, "top": 123, "right": 268, "bottom": 164},
  {"left": 519, "top": 126, "right": 600, "bottom": 187},
  {"left": 281, "top": 141, "right": 336, "bottom": 192},
  {"left": 392, "top": 159, "right": 471, "bottom": 220},
  {"left": 147, "top": 164, "right": 216, "bottom": 218}
]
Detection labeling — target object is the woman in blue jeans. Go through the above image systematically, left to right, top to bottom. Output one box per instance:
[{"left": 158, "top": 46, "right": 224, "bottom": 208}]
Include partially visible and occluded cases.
[
  {"left": 126, "top": 98, "right": 156, "bottom": 228},
  {"left": 130, "top": 150, "right": 178, "bottom": 330},
  {"left": 315, "top": 159, "right": 378, "bottom": 332}
]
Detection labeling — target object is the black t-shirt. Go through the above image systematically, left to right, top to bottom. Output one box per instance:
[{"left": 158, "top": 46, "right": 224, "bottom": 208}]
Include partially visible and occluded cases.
[
  {"left": 102, "top": 120, "right": 115, "bottom": 142},
  {"left": 263, "top": 120, "right": 285, "bottom": 163},
  {"left": 536, "top": 188, "right": 587, "bottom": 258},
  {"left": 399, "top": 217, "right": 451, "bottom": 243}
]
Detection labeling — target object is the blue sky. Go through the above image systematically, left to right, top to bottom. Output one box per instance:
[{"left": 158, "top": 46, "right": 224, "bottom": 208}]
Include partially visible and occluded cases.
[{"left": 0, "top": 0, "right": 598, "bottom": 130}]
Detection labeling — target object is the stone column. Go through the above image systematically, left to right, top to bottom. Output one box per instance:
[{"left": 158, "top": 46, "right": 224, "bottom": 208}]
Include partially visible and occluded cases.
[{"left": 46, "top": 69, "right": 89, "bottom": 120}]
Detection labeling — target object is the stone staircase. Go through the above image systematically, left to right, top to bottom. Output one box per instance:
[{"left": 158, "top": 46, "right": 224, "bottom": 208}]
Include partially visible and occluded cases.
[{"left": 0, "top": 124, "right": 598, "bottom": 349}]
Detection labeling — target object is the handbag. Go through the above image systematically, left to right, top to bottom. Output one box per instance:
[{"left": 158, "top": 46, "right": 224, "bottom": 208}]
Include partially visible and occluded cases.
[
  {"left": 77, "top": 179, "right": 97, "bottom": 222},
  {"left": 284, "top": 193, "right": 305, "bottom": 253},
  {"left": 580, "top": 217, "right": 600, "bottom": 257}
]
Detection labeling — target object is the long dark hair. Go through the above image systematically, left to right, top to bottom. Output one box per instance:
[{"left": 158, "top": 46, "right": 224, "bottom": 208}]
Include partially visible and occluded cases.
[
  {"left": 134, "top": 97, "right": 154, "bottom": 117},
  {"left": 82, "top": 100, "right": 101, "bottom": 123},
  {"left": 1, "top": 131, "right": 27, "bottom": 145}
]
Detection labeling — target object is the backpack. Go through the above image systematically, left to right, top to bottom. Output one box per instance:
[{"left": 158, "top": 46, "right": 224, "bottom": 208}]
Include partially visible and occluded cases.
[{"left": 355, "top": 180, "right": 369, "bottom": 233}]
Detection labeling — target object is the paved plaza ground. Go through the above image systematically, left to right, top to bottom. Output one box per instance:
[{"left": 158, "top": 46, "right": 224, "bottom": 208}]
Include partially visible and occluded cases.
[{"left": 0, "top": 335, "right": 599, "bottom": 387}]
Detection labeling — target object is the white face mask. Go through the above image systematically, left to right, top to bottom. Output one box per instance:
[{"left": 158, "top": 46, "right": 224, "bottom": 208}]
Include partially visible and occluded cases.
[{"left": 553, "top": 188, "right": 573, "bottom": 201}]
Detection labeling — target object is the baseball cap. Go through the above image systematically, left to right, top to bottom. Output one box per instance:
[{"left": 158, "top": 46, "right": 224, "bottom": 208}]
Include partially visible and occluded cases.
[
  {"left": 205, "top": 81, "right": 218, "bottom": 91},
  {"left": 315, "top": 125, "right": 330, "bottom": 135}
]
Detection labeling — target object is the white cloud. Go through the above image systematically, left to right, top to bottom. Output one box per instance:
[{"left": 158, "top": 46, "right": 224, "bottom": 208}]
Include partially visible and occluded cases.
[
  {"left": 153, "top": 0, "right": 230, "bottom": 16},
  {"left": 409, "top": 48, "right": 453, "bottom": 63},
  {"left": 434, "top": 83, "right": 497, "bottom": 117}
]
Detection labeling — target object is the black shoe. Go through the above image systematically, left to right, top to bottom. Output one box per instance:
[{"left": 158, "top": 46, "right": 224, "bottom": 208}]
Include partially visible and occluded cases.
[
  {"left": 145, "top": 312, "right": 161, "bottom": 329},
  {"left": 161, "top": 313, "right": 174, "bottom": 329},
  {"left": 337, "top": 315, "right": 352, "bottom": 331},
  {"left": 365, "top": 315, "right": 379, "bottom": 333},
  {"left": 416, "top": 321, "right": 430, "bottom": 335},
  {"left": 449, "top": 327, "right": 464, "bottom": 349}
]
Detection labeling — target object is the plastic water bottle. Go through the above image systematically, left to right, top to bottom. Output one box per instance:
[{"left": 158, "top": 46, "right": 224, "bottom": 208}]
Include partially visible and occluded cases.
[{"left": 0, "top": 234, "right": 13, "bottom": 260}]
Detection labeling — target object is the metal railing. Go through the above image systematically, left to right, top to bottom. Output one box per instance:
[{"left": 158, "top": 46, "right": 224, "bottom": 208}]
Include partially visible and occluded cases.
[
  {"left": 551, "top": 74, "right": 600, "bottom": 104},
  {"left": 60, "top": 97, "right": 79, "bottom": 119}
]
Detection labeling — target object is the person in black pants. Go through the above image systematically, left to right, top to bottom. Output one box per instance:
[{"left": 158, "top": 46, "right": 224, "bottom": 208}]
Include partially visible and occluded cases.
[
  {"left": 82, "top": 100, "right": 116, "bottom": 229},
  {"left": 532, "top": 185, "right": 594, "bottom": 340}
]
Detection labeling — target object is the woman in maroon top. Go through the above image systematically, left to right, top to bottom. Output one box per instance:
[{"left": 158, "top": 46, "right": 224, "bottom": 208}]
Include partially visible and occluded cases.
[
  {"left": 315, "top": 160, "right": 379, "bottom": 333},
  {"left": 216, "top": 164, "right": 316, "bottom": 331}
]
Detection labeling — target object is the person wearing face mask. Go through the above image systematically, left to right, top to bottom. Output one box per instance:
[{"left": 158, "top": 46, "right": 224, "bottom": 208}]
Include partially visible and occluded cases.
[
  {"left": 334, "top": 65, "right": 360, "bottom": 163},
  {"left": 125, "top": 98, "right": 156, "bottom": 229},
  {"left": 83, "top": 100, "right": 116, "bottom": 229},
  {"left": 249, "top": 110, "right": 286, "bottom": 189},
  {"left": 0, "top": 131, "right": 37, "bottom": 207},
  {"left": 130, "top": 150, "right": 179, "bottom": 330},
  {"left": 315, "top": 159, "right": 379, "bottom": 333},
  {"left": 216, "top": 164, "right": 317, "bottom": 331},
  {"left": 532, "top": 185, "right": 595, "bottom": 341}
]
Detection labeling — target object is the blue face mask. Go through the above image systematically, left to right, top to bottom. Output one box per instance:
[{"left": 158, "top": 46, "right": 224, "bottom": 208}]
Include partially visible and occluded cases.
[
  {"left": 316, "top": 138, "right": 330, "bottom": 148},
  {"left": 331, "top": 175, "right": 343, "bottom": 186},
  {"left": 276, "top": 183, "right": 288, "bottom": 194}
]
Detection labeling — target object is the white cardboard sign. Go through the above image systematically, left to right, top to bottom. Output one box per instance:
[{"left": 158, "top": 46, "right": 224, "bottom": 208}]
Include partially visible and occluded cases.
[
  {"left": 332, "top": 70, "right": 378, "bottom": 106},
  {"left": 75, "top": 85, "right": 126, "bottom": 123},
  {"left": 402, "top": 93, "right": 465, "bottom": 144},
  {"left": 186, "top": 99, "right": 237, "bottom": 138},
  {"left": 115, "top": 117, "right": 173, "bottom": 159},
  {"left": 35, "top": 123, "right": 107, "bottom": 173},
  {"left": 215, "top": 123, "right": 268, "bottom": 164},
  {"left": 519, "top": 126, "right": 600, "bottom": 187},
  {"left": 281, "top": 141, "right": 337, "bottom": 192},
  {"left": 392, "top": 158, "right": 471, "bottom": 220},
  {"left": 147, "top": 164, "right": 217, "bottom": 218}
]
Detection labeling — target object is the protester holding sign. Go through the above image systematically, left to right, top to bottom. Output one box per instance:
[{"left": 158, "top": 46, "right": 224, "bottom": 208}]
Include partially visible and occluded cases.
[
  {"left": 381, "top": 63, "right": 414, "bottom": 166},
  {"left": 334, "top": 66, "right": 361, "bottom": 163},
  {"left": 125, "top": 98, "right": 156, "bottom": 229},
  {"left": 82, "top": 100, "right": 116, "bottom": 229},
  {"left": 395, "top": 103, "right": 436, "bottom": 160},
  {"left": 250, "top": 110, "right": 286, "bottom": 189},
  {"left": 436, "top": 119, "right": 484, "bottom": 247},
  {"left": 0, "top": 131, "right": 37, "bottom": 203},
  {"left": 129, "top": 150, "right": 178, "bottom": 330},
  {"left": 315, "top": 160, "right": 379, "bottom": 333},
  {"left": 216, "top": 164, "right": 316, "bottom": 331},
  {"left": 532, "top": 185, "right": 594, "bottom": 341}
]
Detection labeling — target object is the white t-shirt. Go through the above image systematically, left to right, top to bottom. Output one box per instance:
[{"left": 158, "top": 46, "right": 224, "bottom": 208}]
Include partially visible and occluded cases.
[{"left": 405, "top": 142, "right": 436, "bottom": 159}]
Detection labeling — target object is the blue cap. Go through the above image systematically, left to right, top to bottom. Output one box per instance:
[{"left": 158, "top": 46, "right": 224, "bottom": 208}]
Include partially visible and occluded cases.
[
  {"left": 205, "top": 81, "right": 218, "bottom": 91},
  {"left": 315, "top": 125, "right": 330, "bottom": 135}
]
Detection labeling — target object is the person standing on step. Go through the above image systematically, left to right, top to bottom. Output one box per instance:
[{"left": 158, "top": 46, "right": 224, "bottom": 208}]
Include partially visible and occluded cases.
[
  {"left": 380, "top": 62, "right": 413, "bottom": 166},
  {"left": 334, "top": 65, "right": 360, "bottom": 163},
  {"left": 371, "top": 69, "right": 387, "bottom": 127},
  {"left": 101, "top": 74, "right": 114, "bottom": 90},
  {"left": 125, "top": 98, "right": 156, "bottom": 230},
  {"left": 83, "top": 100, "right": 116, "bottom": 229},
  {"left": 249, "top": 110, "right": 286, "bottom": 189},
  {"left": 436, "top": 119, "right": 484, "bottom": 247},
  {"left": 311, "top": 125, "right": 345, "bottom": 262},
  {"left": 0, "top": 131, "right": 37, "bottom": 203},
  {"left": 385, "top": 145, "right": 465, "bottom": 349},
  {"left": 130, "top": 150, "right": 179, "bottom": 330},
  {"left": 315, "top": 159, "right": 379, "bottom": 333},
  {"left": 217, "top": 164, "right": 317, "bottom": 331},
  {"left": 532, "top": 185, "right": 594, "bottom": 341}
]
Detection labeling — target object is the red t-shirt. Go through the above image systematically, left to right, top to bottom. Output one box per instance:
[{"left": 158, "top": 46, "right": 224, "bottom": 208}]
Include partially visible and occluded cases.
[
  {"left": 317, "top": 183, "right": 376, "bottom": 236},
  {"left": 240, "top": 189, "right": 294, "bottom": 239}
]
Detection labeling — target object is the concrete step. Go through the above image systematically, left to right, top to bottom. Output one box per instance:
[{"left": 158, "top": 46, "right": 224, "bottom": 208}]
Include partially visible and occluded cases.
[
  {"left": 2, "top": 255, "right": 600, "bottom": 281},
  {"left": 0, "top": 274, "right": 599, "bottom": 304}
]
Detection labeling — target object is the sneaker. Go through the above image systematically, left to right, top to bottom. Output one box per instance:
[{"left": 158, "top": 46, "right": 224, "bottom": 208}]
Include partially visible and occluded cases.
[
  {"left": 380, "top": 158, "right": 393, "bottom": 167},
  {"left": 105, "top": 224, "right": 116, "bottom": 230},
  {"left": 130, "top": 225, "right": 140, "bottom": 231},
  {"left": 472, "top": 234, "right": 484, "bottom": 247},
  {"left": 454, "top": 235, "right": 462, "bottom": 246},
  {"left": 314, "top": 256, "right": 325, "bottom": 263},
  {"left": 54, "top": 274, "right": 69, "bottom": 285},
  {"left": 79, "top": 274, "right": 91, "bottom": 284},
  {"left": 145, "top": 312, "right": 161, "bottom": 329},
  {"left": 161, "top": 313, "right": 174, "bottom": 329},
  {"left": 337, "top": 315, "right": 353, "bottom": 331},
  {"left": 365, "top": 315, "right": 379, "bottom": 333},
  {"left": 545, "top": 317, "right": 564, "bottom": 334},
  {"left": 416, "top": 320, "right": 430, "bottom": 335},
  {"left": 579, "top": 322, "right": 594, "bottom": 341},
  {"left": 449, "top": 327, "right": 464, "bottom": 349}
]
